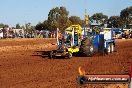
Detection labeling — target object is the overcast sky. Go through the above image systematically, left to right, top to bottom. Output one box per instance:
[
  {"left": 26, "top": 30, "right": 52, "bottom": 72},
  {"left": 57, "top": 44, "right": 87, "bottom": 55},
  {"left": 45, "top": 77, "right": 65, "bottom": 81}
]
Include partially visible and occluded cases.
[{"left": 0, "top": 0, "right": 131, "bottom": 27}]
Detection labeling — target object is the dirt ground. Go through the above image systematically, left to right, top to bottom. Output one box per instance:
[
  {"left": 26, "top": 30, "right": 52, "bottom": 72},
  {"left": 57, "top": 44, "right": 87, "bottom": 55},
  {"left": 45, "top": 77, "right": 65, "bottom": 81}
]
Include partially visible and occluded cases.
[{"left": 0, "top": 38, "right": 132, "bottom": 88}]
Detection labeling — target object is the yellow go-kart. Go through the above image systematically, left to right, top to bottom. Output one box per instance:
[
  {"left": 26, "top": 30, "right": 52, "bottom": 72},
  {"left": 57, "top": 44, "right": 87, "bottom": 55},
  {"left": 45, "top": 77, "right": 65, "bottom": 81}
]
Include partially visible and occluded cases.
[
  {"left": 49, "top": 25, "right": 82, "bottom": 59},
  {"left": 49, "top": 42, "right": 80, "bottom": 59}
]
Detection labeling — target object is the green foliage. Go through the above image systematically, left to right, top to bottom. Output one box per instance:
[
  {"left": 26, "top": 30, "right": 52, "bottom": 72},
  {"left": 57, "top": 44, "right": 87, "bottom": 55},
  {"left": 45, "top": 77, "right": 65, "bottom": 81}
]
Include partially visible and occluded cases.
[
  {"left": 35, "top": 6, "right": 132, "bottom": 30},
  {"left": 36, "top": 6, "right": 71, "bottom": 32},
  {"left": 47, "top": 6, "right": 71, "bottom": 31},
  {"left": 107, "top": 6, "right": 132, "bottom": 28},
  {"left": 120, "top": 6, "right": 132, "bottom": 28},
  {"left": 120, "top": 6, "right": 132, "bottom": 20},
  {"left": 90, "top": 13, "right": 108, "bottom": 26},
  {"left": 69, "top": 16, "right": 84, "bottom": 26},
  {"left": 107, "top": 16, "right": 124, "bottom": 28},
  {"left": 35, "top": 20, "right": 49, "bottom": 31},
  {"left": 35, "top": 22, "right": 44, "bottom": 31},
  {"left": 0, "top": 23, "right": 8, "bottom": 28},
  {"left": 0, "top": 23, "right": 5, "bottom": 28},
  {"left": 16, "top": 23, "right": 21, "bottom": 29},
  {"left": 25, "top": 23, "right": 35, "bottom": 33}
]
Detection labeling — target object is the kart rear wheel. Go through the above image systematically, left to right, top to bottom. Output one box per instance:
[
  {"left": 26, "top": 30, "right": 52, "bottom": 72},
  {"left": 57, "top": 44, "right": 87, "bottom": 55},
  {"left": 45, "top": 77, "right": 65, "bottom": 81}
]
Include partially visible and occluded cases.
[
  {"left": 49, "top": 51, "right": 54, "bottom": 59},
  {"left": 67, "top": 52, "right": 72, "bottom": 59}
]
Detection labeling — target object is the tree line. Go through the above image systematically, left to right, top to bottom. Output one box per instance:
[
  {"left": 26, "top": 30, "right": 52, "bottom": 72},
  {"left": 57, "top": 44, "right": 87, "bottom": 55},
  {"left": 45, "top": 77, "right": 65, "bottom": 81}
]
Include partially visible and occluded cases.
[
  {"left": 0, "top": 6, "right": 131, "bottom": 32},
  {"left": 35, "top": 6, "right": 132, "bottom": 32}
]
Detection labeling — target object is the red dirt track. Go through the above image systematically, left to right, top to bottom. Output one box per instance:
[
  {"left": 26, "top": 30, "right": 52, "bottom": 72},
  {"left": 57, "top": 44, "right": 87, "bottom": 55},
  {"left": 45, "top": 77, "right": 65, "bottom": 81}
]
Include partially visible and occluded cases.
[{"left": 0, "top": 38, "right": 132, "bottom": 88}]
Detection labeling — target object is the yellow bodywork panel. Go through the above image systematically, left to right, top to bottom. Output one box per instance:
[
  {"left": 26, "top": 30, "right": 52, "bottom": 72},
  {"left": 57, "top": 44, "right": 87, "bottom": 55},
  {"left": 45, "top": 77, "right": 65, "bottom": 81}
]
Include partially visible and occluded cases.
[
  {"left": 65, "top": 24, "right": 82, "bottom": 35},
  {"left": 65, "top": 24, "right": 82, "bottom": 46},
  {"left": 68, "top": 47, "right": 79, "bottom": 53},
  {"left": 63, "top": 51, "right": 68, "bottom": 55}
]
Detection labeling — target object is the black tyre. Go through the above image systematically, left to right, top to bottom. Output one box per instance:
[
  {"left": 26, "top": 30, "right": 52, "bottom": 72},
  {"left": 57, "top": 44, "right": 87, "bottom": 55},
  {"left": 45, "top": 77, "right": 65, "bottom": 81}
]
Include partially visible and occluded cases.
[
  {"left": 80, "top": 37, "right": 95, "bottom": 57},
  {"left": 106, "top": 44, "right": 111, "bottom": 54},
  {"left": 49, "top": 51, "right": 54, "bottom": 59},
  {"left": 67, "top": 52, "right": 72, "bottom": 59}
]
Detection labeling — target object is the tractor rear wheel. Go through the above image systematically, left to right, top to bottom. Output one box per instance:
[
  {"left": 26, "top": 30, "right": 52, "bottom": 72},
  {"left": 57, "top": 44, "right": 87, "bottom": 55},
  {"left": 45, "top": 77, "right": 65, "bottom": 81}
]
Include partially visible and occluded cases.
[{"left": 80, "top": 37, "right": 95, "bottom": 57}]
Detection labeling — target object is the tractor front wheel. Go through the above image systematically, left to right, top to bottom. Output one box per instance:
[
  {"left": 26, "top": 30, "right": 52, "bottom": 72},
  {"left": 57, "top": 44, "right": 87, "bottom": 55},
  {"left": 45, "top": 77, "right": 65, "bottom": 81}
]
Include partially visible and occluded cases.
[
  {"left": 110, "top": 43, "right": 114, "bottom": 53},
  {"left": 107, "top": 44, "right": 111, "bottom": 54}
]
